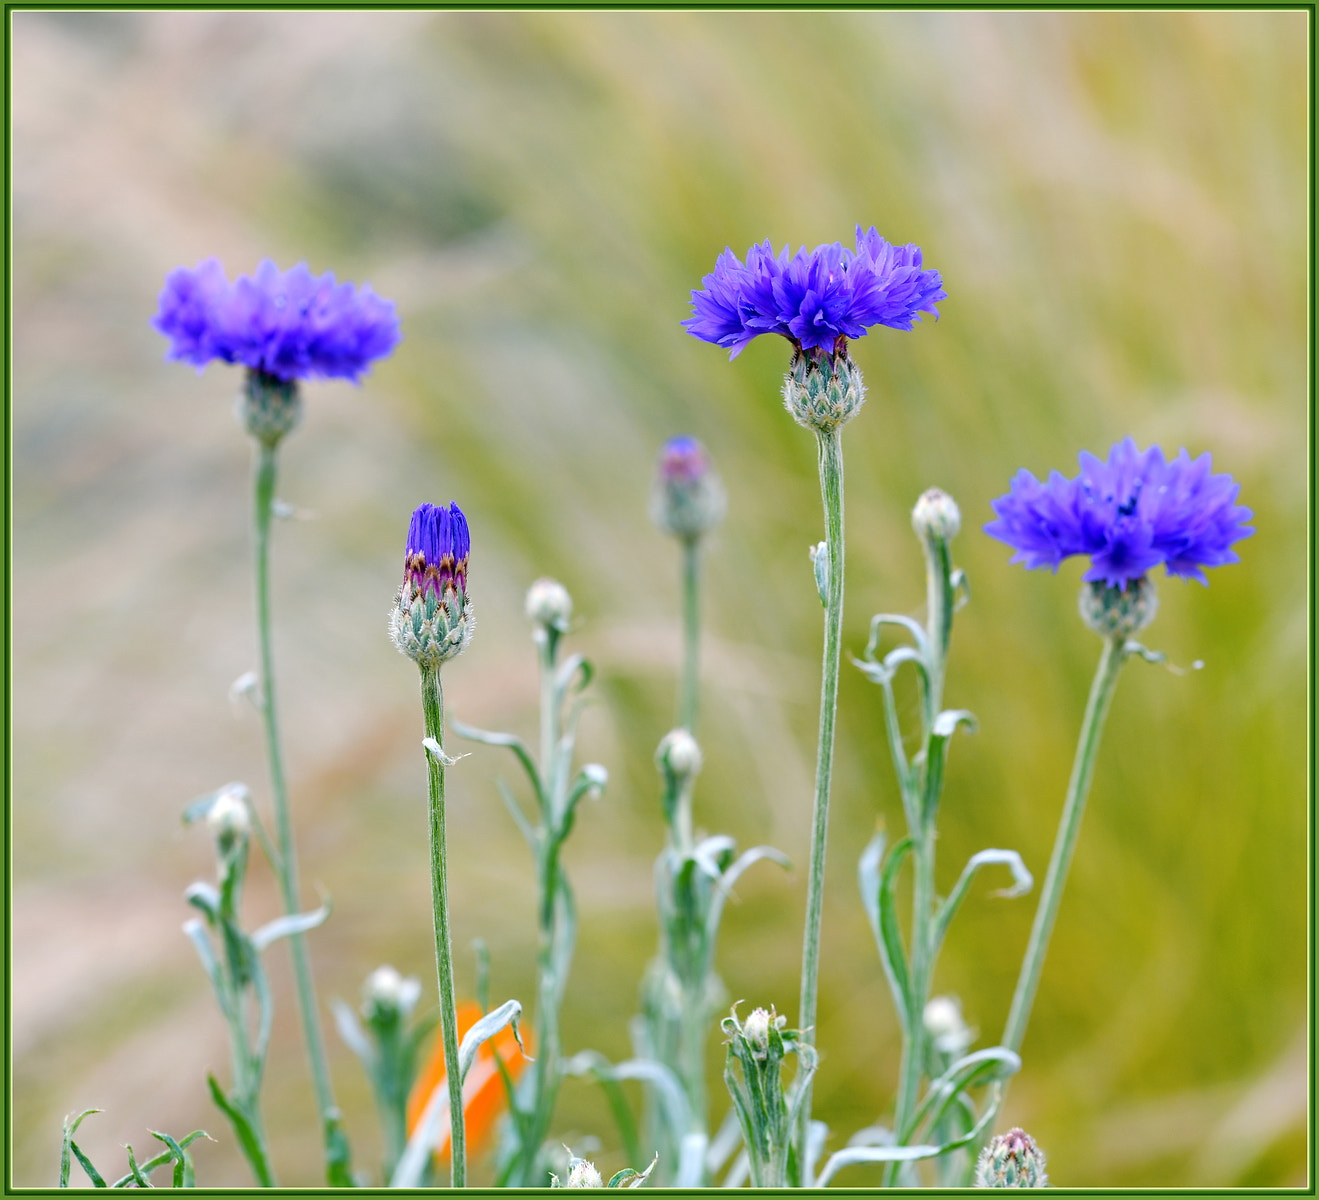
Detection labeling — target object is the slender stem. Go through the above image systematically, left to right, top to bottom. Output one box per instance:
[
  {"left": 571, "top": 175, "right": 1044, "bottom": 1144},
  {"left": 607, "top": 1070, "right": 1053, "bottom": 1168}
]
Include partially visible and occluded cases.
[
  {"left": 795, "top": 424, "right": 845, "bottom": 1176},
  {"left": 251, "top": 439, "right": 349, "bottom": 1184},
  {"left": 886, "top": 525, "right": 956, "bottom": 1187},
  {"left": 679, "top": 534, "right": 702, "bottom": 732},
  {"left": 509, "top": 630, "right": 566, "bottom": 1186},
  {"left": 1002, "top": 635, "right": 1128, "bottom": 1054},
  {"left": 420, "top": 664, "right": 467, "bottom": 1187},
  {"left": 891, "top": 833, "right": 934, "bottom": 1143}
]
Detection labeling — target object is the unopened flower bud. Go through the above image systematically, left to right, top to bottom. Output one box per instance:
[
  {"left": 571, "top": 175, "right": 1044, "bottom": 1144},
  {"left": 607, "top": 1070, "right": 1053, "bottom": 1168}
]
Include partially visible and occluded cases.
[
  {"left": 782, "top": 351, "right": 867, "bottom": 432},
  {"left": 650, "top": 436, "right": 726, "bottom": 539},
  {"left": 912, "top": 488, "right": 961, "bottom": 542},
  {"left": 390, "top": 502, "right": 473, "bottom": 668},
  {"left": 1078, "top": 576, "right": 1158, "bottom": 640},
  {"left": 526, "top": 577, "right": 573, "bottom": 632},
  {"left": 656, "top": 728, "right": 702, "bottom": 781},
  {"left": 581, "top": 763, "right": 608, "bottom": 799},
  {"left": 206, "top": 785, "right": 251, "bottom": 849},
  {"left": 362, "top": 965, "right": 422, "bottom": 1023},
  {"left": 923, "top": 995, "right": 974, "bottom": 1057},
  {"left": 725, "top": 1003, "right": 786, "bottom": 1061},
  {"left": 742, "top": 1007, "right": 773, "bottom": 1055},
  {"left": 975, "top": 1128, "right": 1048, "bottom": 1188},
  {"left": 561, "top": 1157, "right": 604, "bottom": 1188}
]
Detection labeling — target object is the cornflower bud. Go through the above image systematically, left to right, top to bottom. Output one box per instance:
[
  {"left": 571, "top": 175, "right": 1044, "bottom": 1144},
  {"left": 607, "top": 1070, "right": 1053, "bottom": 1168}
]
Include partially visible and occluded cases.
[
  {"left": 650, "top": 435, "right": 726, "bottom": 539},
  {"left": 912, "top": 487, "right": 961, "bottom": 542},
  {"left": 390, "top": 502, "right": 472, "bottom": 667},
  {"left": 526, "top": 577, "right": 573, "bottom": 632},
  {"left": 1078, "top": 577, "right": 1159, "bottom": 641},
  {"left": 656, "top": 727, "right": 703, "bottom": 780},
  {"left": 581, "top": 763, "right": 608, "bottom": 800},
  {"left": 206, "top": 784, "right": 252, "bottom": 852},
  {"left": 362, "top": 965, "right": 422, "bottom": 1025},
  {"left": 923, "top": 995, "right": 974, "bottom": 1058},
  {"left": 740, "top": 1006, "right": 778, "bottom": 1058},
  {"left": 974, "top": 1128, "right": 1048, "bottom": 1188},
  {"left": 560, "top": 1157, "right": 604, "bottom": 1188}
]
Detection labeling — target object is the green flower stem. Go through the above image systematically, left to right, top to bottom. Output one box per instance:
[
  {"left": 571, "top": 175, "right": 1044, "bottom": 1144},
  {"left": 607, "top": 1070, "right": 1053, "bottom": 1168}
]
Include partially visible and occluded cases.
[
  {"left": 795, "top": 424, "right": 845, "bottom": 1174},
  {"left": 252, "top": 440, "right": 350, "bottom": 1185},
  {"left": 886, "top": 530, "right": 955, "bottom": 1186},
  {"left": 680, "top": 534, "right": 702, "bottom": 732},
  {"left": 509, "top": 629, "right": 568, "bottom": 1186},
  {"left": 1002, "top": 634, "right": 1128, "bottom": 1055},
  {"left": 419, "top": 664, "right": 467, "bottom": 1187}
]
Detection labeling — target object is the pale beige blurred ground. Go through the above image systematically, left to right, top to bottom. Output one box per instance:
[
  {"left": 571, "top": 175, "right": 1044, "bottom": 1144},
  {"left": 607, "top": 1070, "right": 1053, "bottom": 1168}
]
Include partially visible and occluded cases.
[{"left": 11, "top": 9, "right": 1309, "bottom": 1188}]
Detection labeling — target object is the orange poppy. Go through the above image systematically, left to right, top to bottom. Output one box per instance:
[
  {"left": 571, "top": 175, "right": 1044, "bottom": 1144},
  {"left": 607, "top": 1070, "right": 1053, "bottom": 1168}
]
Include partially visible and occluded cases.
[{"left": 406, "top": 1001, "right": 531, "bottom": 1162}]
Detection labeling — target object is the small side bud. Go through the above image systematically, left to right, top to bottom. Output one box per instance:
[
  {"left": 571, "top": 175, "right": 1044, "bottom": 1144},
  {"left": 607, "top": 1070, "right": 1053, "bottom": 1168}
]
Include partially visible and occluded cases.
[
  {"left": 782, "top": 352, "right": 867, "bottom": 432},
  {"left": 650, "top": 436, "right": 726, "bottom": 539},
  {"left": 912, "top": 488, "right": 961, "bottom": 542},
  {"left": 1078, "top": 576, "right": 1158, "bottom": 640},
  {"left": 526, "top": 577, "right": 573, "bottom": 632},
  {"left": 656, "top": 728, "right": 703, "bottom": 781},
  {"left": 581, "top": 763, "right": 608, "bottom": 799},
  {"left": 206, "top": 785, "right": 252, "bottom": 851},
  {"left": 362, "top": 964, "right": 422, "bottom": 1024},
  {"left": 923, "top": 995, "right": 974, "bottom": 1058},
  {"left": 723, "top": 1002, "right": 788, "bottom": 1062},
  {"left": 741, "top": 1006, "right": 777, "bottom": 1057},
  {"left": 975, "top": 1128, "right": 1048, "bottom": 1188},
  {"left": 552, "top": 1155, "right": 605, "bottom": 1189}
]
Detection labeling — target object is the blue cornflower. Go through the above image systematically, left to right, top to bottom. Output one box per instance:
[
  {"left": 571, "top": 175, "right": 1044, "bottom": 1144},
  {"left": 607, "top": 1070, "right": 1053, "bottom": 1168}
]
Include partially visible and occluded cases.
[
  {"left": 683, "top": 226, "right": 945, "bottom": 359},
  {"left": 154, "top": 258, "right": 400, "bottom": 383},
  {"left": 985, "top": 438, "right": 1254, "bottom": 589},
  {"left": 391, "top": 501, "right": 472, "bottom": 667},
  {"left": 405, "top": 501, "right": 470, "bottom": 600}
]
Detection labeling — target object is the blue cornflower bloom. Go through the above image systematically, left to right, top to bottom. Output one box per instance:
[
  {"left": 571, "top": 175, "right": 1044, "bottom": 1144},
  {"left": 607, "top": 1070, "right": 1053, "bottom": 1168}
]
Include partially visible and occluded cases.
[
  {"left": 683, "top": 226, "right": 945, "bottom": 359},
  {"left": 154, "top": 258, "right": 400, "bottom": 383},
  {"left": 985, "top": 438, "right": 1254, "bottom": 589},
  {"left": 391, "top": 501, "right": 472, "bottom": 667},
  {"left": 405, "top": 502, "right": 470, "bottom": 601}
]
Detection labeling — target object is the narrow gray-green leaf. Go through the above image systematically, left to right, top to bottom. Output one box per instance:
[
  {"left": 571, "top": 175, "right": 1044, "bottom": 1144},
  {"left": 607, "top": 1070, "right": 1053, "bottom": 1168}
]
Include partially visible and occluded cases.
[
  {"left": 451, "top": 719, "right": 544, "bottom": 803},
  {"left": 935, "top": 848, "right": 1033, "bottom": 950},
  {"left": 250, "top": 899, "right": 329, "bottom": 952},
  {"left": 330, "top": 997, "right": 374, "bottom": 1064},
  {"left": 458, "top": 998, "right": 526, "bottom": 1084},
  {"left": 60, "top": 1109, "right": 101, "bottom": 1187},
  {"left": 814, "top": 1141, "right": 945, "bottom": 1187},
  {"left": 69, "top": 1143, "right": 106, "bottom": 1188},
  {"left": 123, "top": 1143, "right": 152, "bottom": 1188}
]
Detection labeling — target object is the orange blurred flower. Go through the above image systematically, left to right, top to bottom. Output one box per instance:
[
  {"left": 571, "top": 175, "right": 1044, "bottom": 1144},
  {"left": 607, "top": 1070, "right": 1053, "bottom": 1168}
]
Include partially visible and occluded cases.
[{"left": 406, "top": 1001, "right": 531, "bottom": 1162}]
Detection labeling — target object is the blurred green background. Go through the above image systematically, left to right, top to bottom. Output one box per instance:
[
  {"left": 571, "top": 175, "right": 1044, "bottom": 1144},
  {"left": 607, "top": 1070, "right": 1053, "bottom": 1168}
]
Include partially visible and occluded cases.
[{"left": 11, "top": 9, "right": 1308, "bottom": 1189}]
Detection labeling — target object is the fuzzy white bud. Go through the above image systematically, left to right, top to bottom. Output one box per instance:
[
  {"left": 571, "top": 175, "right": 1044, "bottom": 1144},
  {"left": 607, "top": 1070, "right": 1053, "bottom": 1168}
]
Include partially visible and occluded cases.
[
  {"left": 912, "top": 488, "right": 961, "bottom": 541},
  {"left": 526, "top": 577, "right": 573, "bottom": 632},
  {"left": 656, "top": 728, "right": 703, "bottom": 779},
  {"left": 207, "top": 785, "right": 251, "bottom": 845},
  {"left": 363, "top": 965, "right": 422, "bottom": 1020},
  {"left": 564, "top": 1158, "right": 604, "bottom": 1188}
]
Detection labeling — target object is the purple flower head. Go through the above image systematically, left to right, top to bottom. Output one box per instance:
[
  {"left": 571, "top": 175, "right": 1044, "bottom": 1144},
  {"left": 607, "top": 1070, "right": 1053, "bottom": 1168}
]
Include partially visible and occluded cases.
[
  {"left": 683, "top": 226, "right": 945, "bottom": 360},
  {"left": 154, "top": 258, "right": 401, "bottom": 383},
  {"left": 651, "top": 435, "right": 726, "bottom": 538},
  {"left": 658, "top": 435, "right": 711, "bottom": 485},
  {"left": 985, "top": 438, "right": 1254, "bottom": 589},
  {"left": 404, "top": 502, "right": 470, "bottom": 600}
]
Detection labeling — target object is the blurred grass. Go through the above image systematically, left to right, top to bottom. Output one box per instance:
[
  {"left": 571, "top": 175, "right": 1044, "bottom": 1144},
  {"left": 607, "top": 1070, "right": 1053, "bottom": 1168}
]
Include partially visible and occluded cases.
[{"left": 11, "top": 9, "right": 1308, "bottom": 1188}]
